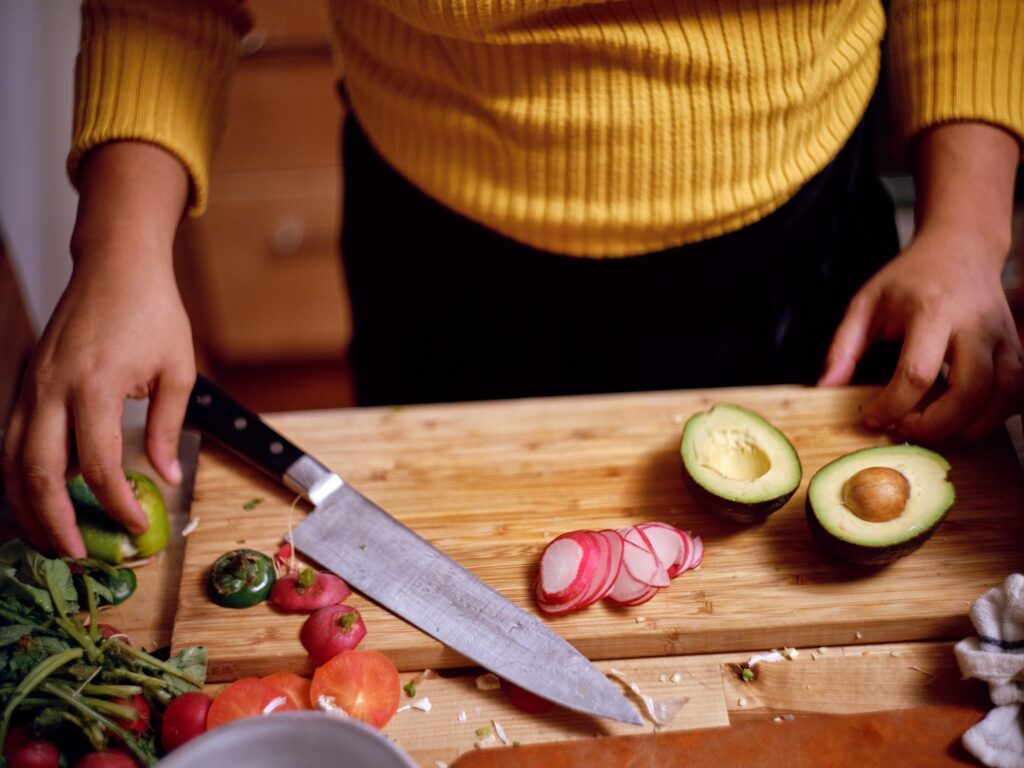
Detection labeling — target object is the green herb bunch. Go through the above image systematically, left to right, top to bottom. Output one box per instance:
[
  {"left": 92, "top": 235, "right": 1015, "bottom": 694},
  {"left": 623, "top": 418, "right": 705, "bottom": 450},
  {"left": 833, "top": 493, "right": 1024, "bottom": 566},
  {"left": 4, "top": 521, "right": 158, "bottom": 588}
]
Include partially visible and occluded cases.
[{"left": 0, "top": 540, "right": 207, "bottom": 766}]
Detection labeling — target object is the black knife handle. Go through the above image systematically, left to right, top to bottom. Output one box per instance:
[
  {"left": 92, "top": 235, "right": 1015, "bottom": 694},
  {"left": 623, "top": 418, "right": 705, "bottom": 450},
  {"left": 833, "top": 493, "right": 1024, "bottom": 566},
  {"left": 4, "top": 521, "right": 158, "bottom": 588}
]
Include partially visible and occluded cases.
[{"left": 185, "top": 373, "right": 304, "bottom": 481}]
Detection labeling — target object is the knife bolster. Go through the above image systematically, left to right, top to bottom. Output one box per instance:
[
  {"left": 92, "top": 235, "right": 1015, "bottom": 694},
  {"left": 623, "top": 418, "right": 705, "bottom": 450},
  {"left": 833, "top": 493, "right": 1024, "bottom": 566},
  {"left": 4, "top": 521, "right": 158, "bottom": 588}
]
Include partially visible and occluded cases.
[{"left": 284, "top": 455, "right": 344, "bottom": 505}]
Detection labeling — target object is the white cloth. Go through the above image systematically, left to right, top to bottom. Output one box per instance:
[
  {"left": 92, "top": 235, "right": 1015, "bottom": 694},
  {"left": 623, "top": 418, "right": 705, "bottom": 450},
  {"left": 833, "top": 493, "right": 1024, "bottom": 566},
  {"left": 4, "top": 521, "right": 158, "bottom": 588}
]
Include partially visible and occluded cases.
[{"left": 955, "top": 574, "right": 1024, "bottom": 768}]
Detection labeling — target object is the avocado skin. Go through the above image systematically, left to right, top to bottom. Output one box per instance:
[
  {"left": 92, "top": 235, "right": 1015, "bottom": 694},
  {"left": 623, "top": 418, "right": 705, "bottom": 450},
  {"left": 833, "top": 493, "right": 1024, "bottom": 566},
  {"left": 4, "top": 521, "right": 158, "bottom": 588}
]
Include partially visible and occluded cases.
[
  {"left": 682, "top": 468, "right": 795, "bottom": 523},
  {"left": 804, "top": 495, "right": 950, "bottom": 566}
]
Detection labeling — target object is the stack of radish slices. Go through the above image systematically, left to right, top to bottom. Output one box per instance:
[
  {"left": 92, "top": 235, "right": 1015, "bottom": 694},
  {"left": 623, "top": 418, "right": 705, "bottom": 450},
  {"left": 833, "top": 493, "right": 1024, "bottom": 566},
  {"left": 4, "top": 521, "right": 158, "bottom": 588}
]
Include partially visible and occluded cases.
[{"left": 535, "top": 522, "right": 704, "bottom": 614}]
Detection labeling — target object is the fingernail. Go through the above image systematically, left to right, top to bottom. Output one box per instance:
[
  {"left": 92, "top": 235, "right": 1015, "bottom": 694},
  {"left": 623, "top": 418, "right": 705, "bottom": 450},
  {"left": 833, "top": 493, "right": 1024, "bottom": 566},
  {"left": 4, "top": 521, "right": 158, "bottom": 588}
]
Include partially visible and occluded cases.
[{"left": 168, "top": 459, "right": 182, "bottom": 485}]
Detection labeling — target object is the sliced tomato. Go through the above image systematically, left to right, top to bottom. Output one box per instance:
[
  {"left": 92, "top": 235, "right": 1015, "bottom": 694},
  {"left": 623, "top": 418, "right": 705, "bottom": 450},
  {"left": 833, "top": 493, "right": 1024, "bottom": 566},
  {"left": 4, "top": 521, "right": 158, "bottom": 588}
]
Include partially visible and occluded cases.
[
  {"left": 309, "top": 651, "right": 400, "bottom": 729},
  {"left": 262, "top": 673, "right": 313, "bottom": 710},
  {"left": 206, "top": 678, "right": 297, "bottom": 730}
]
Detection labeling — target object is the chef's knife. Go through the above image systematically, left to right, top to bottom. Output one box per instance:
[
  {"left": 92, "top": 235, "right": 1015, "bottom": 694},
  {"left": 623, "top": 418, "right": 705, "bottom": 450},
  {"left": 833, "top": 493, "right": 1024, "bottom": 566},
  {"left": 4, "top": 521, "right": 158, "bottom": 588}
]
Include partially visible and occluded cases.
[{"left": 184, "top": 374, "right": 641, "bottom": 726}]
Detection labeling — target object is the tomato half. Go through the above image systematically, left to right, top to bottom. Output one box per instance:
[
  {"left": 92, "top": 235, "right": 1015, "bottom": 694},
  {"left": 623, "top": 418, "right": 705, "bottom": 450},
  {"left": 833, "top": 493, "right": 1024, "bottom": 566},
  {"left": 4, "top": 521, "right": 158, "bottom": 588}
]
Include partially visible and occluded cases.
[
  {"left": 309, "top": 651, "right": 400, "bottom": 729},
  {"left": 262, "top": 673, "right": 313, "bottom": 710},
  {"left": 206, "top": 678, "right": 297, "bottom": 729}
]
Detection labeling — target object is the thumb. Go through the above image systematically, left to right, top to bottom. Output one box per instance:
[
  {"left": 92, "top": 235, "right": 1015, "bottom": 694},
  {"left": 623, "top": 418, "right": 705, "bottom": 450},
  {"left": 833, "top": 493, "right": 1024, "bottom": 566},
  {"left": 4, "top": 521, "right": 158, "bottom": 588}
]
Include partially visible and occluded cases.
[
  {"left": 818, "top": 293, "right": 876, "bottom": 387},
  {"left": 145, "top": 372, "right": 192, "bottom": 486}
]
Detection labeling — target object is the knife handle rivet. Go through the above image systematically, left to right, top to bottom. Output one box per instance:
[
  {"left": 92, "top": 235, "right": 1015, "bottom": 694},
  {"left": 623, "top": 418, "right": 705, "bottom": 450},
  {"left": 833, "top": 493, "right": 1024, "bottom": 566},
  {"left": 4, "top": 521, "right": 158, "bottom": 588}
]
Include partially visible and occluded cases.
[
  {"left": 197, "top": 393, "right": 212, "bottom": 406},
  {"left": 233, "top": 417, "right": 248, "bottom": 430},
  {"left": 269, "top": 441, "right": 284, "bottom": 455}
]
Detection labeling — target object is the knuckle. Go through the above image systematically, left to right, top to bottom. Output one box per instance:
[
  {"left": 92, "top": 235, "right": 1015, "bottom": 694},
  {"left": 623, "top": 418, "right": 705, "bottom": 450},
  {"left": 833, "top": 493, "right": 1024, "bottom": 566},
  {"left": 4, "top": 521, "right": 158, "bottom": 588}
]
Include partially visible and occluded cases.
[
  {"left": 898, "top": 362, "right": 934, "bottom": 391},
  {"left": 78, "top": 460, "right": 120, "bottom": 493},
  {"left": 21, "top": 461, "right": 62, "bottom": 495}
]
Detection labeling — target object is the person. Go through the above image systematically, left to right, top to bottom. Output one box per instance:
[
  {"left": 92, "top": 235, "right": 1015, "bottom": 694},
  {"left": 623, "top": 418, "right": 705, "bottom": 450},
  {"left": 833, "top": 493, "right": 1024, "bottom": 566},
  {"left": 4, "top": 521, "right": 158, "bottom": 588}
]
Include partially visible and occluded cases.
[{"left": 2, "top": 0, "right": 1022, "bottom": 559}]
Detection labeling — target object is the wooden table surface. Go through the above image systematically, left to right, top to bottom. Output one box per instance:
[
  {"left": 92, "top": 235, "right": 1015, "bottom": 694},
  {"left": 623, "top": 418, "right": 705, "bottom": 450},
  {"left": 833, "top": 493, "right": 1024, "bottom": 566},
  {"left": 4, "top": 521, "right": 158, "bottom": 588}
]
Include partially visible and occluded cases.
[{"left": 104, "top": 390, "right": 1024, "bottom": 768}]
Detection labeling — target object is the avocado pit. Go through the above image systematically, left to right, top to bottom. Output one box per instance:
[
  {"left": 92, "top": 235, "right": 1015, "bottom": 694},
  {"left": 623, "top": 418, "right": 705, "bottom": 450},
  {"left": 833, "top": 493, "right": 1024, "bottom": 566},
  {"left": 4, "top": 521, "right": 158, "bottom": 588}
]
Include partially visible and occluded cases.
[{"left": 842, "top": 466, "right": 910, "bottom": 523}]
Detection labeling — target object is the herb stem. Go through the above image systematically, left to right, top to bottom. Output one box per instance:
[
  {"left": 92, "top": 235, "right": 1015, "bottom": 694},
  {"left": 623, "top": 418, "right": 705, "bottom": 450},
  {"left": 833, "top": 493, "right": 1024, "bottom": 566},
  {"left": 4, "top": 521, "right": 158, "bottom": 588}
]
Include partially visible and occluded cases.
[
  {"left": 83, "top": 573, "right": 100, "bottom": 644},
  {"left": 55, "top": 615, "right": 103, "bottom": 663},
  {"left": 102, "top": 640, "right": 204, "bottom": 688},
  {"left": 0, "top": 646, "right": 84, "bottom": 754},
  {"left": 40, "top": 681, "right": 154, "bottom": 767}
]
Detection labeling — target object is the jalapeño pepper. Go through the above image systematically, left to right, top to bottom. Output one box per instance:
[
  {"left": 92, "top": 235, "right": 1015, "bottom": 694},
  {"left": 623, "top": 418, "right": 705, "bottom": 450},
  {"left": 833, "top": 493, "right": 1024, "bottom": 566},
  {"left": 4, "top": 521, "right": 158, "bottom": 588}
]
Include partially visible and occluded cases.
[{"left": 207, "top": 549, "right": 276, "bottom": 608}]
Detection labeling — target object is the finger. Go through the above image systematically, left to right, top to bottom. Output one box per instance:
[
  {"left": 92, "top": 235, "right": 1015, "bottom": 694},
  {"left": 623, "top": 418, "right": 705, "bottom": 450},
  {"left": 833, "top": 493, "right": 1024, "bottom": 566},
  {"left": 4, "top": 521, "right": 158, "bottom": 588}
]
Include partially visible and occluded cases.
[
  {"left": 818, "top": 292, "right": 876, "bottom": 386},
  {"left": 862, "top": 314, "right": 949, "bottom": 429},
  {"left": 898, "top": 331, "right": 994, "bottom": 443},
  {"left": 961, "top": 339, "right": 1024, "bottom": 442},
  {"left": 145, "top": 369, "right": 194, "bottom": 486},
  {"left": 71, "top": 388, "right": 148, "bottom": 534},
  {"left": 20, "top": 401, "right": 86, "bottom": 558},
  {"left": 2, "top": 406, "right": 51, "bottom": 552}
]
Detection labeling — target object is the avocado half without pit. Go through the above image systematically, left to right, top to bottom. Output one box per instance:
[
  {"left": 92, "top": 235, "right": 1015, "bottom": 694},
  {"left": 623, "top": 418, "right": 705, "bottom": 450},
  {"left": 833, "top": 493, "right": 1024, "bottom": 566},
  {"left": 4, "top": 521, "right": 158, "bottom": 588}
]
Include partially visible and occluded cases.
[
  {"left": 680, "top": 404, "right": 802, "bottom": 523},
  {"left": 805, "top": 444, "right": 954, "bottom": 566}
]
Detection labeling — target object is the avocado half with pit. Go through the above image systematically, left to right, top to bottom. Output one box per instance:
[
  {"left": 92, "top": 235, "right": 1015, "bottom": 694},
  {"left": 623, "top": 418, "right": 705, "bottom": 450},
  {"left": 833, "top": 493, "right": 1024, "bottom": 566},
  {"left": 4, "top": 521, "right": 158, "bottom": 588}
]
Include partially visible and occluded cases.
[
  {"left": 680, "top": 404, "right": 802, "bottom": 523},
  {"left": 805, "top": 444, "right": 954, "bottom": 566},
  {"left": 69, "top": 469, "right": 170, "bottom": 564}
]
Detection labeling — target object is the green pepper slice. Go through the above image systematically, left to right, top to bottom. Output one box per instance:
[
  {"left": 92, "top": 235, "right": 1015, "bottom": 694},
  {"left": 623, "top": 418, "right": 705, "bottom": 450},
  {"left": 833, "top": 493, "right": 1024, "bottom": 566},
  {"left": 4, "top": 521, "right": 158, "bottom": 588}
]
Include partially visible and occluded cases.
[{"left": 207, "top": 549, "right": 276, "bottom": 608}]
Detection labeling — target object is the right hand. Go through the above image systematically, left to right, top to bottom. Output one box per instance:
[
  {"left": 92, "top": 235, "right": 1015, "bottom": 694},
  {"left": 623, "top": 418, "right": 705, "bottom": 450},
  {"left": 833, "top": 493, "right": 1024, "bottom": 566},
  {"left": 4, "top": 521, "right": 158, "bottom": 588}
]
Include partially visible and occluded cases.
[{"left": 1, "top": 142, "right": 193, "bottom": 557}]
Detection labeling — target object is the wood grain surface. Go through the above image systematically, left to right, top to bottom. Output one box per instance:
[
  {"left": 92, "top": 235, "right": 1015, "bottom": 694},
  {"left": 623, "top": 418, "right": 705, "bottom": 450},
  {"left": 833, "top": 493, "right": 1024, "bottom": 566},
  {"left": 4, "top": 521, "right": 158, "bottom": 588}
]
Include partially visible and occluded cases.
[{"left": 169, "top": 385, "right": 1024, "bottom": 683}]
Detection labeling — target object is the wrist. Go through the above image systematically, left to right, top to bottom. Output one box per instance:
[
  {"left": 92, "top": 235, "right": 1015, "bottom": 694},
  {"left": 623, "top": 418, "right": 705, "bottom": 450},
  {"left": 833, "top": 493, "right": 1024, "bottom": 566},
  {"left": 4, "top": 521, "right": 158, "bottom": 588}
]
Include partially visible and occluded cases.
[
  {"left": 912, "top": 122, "right": 1018, "bottom": 262},
  {"left": 70, "top": 141, "right": 189, "bottom": 267}
]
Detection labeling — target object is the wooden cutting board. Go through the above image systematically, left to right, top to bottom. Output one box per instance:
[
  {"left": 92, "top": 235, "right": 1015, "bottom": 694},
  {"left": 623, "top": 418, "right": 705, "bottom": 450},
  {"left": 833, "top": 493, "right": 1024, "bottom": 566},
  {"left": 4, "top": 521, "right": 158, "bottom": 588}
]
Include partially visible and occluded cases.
[{"left": 169, "top": 385, "right": 1024, "bottom": 682}]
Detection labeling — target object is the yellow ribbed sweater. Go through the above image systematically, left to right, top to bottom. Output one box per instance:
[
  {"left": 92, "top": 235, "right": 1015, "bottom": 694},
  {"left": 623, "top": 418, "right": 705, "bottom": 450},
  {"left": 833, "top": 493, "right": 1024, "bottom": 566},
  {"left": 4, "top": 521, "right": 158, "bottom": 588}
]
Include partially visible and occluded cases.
[{"left": 69, "top": 0, "right": 1024, "bottom": 257}]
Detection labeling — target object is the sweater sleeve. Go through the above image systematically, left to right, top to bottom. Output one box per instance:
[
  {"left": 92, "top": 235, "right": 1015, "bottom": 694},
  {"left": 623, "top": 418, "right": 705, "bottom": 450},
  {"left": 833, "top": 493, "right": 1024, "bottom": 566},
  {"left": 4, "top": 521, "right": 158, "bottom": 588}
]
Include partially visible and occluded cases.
[
  {"left": 68, "top": 0, "right": 252, "bottom": 216},
  {"left": 887, "top": 0, "right": 1024, "bottom": 154}
]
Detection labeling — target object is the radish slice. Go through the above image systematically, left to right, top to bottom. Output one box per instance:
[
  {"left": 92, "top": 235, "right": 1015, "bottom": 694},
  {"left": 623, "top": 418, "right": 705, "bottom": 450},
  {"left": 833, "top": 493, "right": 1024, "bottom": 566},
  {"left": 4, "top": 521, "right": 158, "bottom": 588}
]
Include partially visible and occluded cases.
[
  {"left": 535, "top": 522, "right": 703, "bottom": 614},
  {"left": 637, "top": 524, "right": 683, "bottom": 581},
  {"left": 620, "top": 526, "right": 670, "bottom": 588},
  {"left": 593, "top": 530, "right": 625, "bottom": 601},
  {"left": 537, "top": 532, "right": 599, "bottom": 603},
  {"left": 689, "top": 535, "right": 704, "bottom": 570},
  {"left": 606, "top": 560, "right": 654, "bottom": 604}
]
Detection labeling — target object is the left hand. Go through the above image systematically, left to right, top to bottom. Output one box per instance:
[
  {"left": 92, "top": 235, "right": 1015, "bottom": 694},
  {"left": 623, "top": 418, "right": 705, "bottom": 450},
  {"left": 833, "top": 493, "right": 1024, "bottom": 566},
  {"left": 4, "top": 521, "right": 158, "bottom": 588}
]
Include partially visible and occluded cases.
[{"left": 819, "top": 225, "right": 1023, "bottom": 443}]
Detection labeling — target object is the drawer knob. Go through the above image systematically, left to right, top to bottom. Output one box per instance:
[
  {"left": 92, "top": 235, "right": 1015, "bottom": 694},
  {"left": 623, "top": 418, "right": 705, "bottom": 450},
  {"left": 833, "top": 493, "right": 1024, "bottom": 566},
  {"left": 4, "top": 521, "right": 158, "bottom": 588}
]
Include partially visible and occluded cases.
[{"left": 270, "top": 215, "right": 307, "bottom": 257}]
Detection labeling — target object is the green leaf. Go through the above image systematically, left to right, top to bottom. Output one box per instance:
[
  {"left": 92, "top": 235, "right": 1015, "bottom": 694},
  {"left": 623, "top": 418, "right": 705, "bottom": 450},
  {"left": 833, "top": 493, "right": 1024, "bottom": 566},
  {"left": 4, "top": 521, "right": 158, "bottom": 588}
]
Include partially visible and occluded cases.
[
  {"left": 0, "top": 539, "right": 30, "bottom": 568},
  {"left": 40, "top": 559, "right": 79, "bottom": 617},
  {"left": 0, "top": 572, "right": 53, "bottom": 614},
  {"left": 0, "top": 625, "right": 33, "bottom": 648},
  {"left": 8, "top": 636, "right": 73, "bottom": 681},
  {"left": 162, "top": 646, "right": 208, "bottom": 695}
]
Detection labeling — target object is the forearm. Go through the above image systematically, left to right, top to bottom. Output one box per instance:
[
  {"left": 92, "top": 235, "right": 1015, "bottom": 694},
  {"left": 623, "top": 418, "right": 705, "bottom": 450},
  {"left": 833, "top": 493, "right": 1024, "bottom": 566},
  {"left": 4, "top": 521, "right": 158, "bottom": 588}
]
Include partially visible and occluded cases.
[
  {"left": 912, "top": 122, "right": 1020, "bottom": 262},
  {"left": 70, "top": 141, "right": 190, "bottom": 275}
]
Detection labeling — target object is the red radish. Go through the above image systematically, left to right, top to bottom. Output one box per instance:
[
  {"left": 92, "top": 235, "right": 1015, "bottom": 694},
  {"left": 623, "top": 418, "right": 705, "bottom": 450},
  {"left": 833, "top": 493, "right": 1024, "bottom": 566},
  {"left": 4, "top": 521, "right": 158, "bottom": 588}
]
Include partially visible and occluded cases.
[
  {"left": 536, "top": 531, "right": 609, "bottom": 614},
  {"left": 273, "top": 543, "right": 293, "bottom": 571},
  {"left": 606, "top": 564, "right": 659, "bottom": 606},
  {"left": 270, "top": 568, "right": 351, "bottom": 612},
  {"left": 300, "top": 604, "right": 367, "bottom": 664},
  {"left": 97, "top": 624, "right": 131, "bottom": 644},
  {"left": 503, "top": 680, "right": 554, "bottom": 714},
  {"left": 160, "top": 691, "right": 213, "bottom": 752},
  {"left": 111, "top": 694, "right": 150, "bottom": 735},
  {"left": 3, "top": 724, "right": 30, "bottom": 756},
  {"left": 8, "top": 740, "right": 60, "bottom": 768},
  {"left": 74, "top": 751, "right": 136, "bottom": 768}
]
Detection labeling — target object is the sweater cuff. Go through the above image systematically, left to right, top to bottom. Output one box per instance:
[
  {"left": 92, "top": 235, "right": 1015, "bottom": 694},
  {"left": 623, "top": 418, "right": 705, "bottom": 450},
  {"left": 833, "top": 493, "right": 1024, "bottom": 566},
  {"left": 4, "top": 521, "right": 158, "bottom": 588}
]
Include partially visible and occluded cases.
[
  {"left": 68, "top": 0, "right": 251, "bottom": 216},
  {"left": 888, "top": 0, "right": 1024, "bottom": 156}
]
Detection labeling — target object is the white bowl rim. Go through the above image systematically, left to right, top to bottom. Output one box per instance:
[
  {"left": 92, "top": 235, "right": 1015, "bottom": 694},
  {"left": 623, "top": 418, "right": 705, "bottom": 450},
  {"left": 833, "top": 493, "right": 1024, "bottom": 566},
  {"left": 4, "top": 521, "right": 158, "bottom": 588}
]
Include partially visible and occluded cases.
[{"left": 154, "top": 710, "right": 419, "bottom": 768}]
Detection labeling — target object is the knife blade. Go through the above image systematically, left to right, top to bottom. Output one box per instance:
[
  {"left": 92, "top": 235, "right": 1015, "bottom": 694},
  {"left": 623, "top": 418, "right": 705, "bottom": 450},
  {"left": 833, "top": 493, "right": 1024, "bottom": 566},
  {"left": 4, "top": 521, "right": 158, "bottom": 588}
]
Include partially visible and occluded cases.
[{"left": 184, "top": 374, "right": 641, "bottom": 726}]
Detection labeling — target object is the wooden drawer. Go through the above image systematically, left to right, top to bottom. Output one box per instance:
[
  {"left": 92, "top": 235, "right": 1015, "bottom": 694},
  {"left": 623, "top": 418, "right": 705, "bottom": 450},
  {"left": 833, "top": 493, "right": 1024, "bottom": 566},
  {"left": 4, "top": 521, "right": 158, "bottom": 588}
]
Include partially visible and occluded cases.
[
  {"left": 242, "top": 0, "right": 333, "bottom": 53},
  {"left": 213, "top": 52, "right": 342, "bottom": 174},
  {"left": 178, "top": 167, "right": 351, "bottom": 364}
]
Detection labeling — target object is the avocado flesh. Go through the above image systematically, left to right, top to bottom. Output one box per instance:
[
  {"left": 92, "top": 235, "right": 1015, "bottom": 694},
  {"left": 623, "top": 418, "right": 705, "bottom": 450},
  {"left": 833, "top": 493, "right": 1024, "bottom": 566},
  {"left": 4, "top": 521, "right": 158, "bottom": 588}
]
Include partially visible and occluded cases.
[
  {"left": 681, "top": 404, "right": 802, "bottom": 522},
  {"left": 806, "top": 444, "right": 954, "bottom": 565}
]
